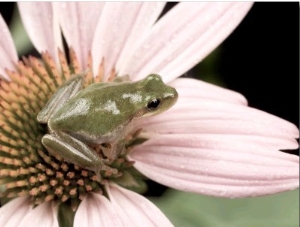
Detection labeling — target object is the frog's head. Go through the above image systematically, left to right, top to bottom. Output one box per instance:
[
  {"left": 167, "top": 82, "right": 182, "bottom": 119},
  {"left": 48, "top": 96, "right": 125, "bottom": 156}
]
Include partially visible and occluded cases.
[{"left": 139, "top": 74, "right": 178, "bottom": 118}]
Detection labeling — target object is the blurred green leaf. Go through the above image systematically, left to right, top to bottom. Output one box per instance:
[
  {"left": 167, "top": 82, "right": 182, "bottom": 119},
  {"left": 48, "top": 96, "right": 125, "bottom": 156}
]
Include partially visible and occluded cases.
[
  {"left": 9, "top": 6, "right": 34, "bottom": 56},
  {"left": 192, "top": 47, "right": 226, "bottom": 87},
  {"left": 150, "top": 189, "right": 299, "bottom": 227},
  {"left": 57, "top": 202, "right": 75, "bottom": 227}
]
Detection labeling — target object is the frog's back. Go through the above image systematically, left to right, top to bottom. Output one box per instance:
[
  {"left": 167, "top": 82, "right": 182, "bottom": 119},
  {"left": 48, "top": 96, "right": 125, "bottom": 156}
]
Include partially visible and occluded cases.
[{"left": 49, "top": 82, "right": 142, "bottom": 144}]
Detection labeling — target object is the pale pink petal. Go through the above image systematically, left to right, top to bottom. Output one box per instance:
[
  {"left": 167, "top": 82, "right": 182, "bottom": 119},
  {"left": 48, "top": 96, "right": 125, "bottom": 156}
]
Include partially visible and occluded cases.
[
  {"left": 18, "top": 2, "right": 62, "bottom": 65},
  {"left": 54, "top": 2, "right": 105, "bottom": 70},
  {"left": 92, "top": 2, "right": 165, "bottom": 80},
  {"left": 115, "top": 2, "right": 166, "bottom": 73},
  {"left": 120, "top": 2, "right": 253, "bottom": 82},
  {"left": 0, "top": 15, "right": 18, "bottom": 80},
  {"left": 131, "top": 76, "right": 299, "bottom": 198},
  {"left": 137, "top": 78, "right": 298, "bottom": 141},
  {"left": 169, "top": 78, "right": 247, "bottom": 105},
  {"left": 139, "top": 99, "right": 299, "bottom": 141},
  {"left": 129, "top": 134, "right": 299, "bottom": 198},
  {"left": 107, "top": 184, "right": 173, "bottom": 227},
  {"left": 74, "top": 192, "right": 124, "bottom": 227},
  {"left": 0, "top": 197, "right": 32, "bottom": 227},
  {"left": 18, "top": 201, "right": 58, "bottom": 227}
]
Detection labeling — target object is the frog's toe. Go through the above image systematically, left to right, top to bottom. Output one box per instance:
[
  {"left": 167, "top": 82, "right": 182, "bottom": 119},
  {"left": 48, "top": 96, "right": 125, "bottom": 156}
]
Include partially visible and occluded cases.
[
  {"left": 93, "top": 164, "right": 118, "bottom": 182},
  {"left": 102, "top": 165, "right": 118, "bottom": 177}
]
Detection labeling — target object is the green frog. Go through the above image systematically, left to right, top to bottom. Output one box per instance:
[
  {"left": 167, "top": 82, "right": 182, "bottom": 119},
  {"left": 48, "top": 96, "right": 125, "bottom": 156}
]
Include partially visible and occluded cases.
[{"left": 37, "top": 74, "right": 178, "bottom": 180}]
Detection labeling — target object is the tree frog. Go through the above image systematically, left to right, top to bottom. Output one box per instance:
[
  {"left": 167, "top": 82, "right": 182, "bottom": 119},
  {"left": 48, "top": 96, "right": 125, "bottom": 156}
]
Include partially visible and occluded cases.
[{"left": 37, "top": 74, "right": 178, "bottom": 180}]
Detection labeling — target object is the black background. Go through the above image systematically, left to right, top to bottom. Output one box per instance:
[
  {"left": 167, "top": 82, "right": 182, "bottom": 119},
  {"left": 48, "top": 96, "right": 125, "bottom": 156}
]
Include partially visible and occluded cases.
[
  {"left": 0, "top": 2, "right": 299, "bottom": 196},
  {"left": 220, "top": 3, "right": 299, "bottom": 128}
]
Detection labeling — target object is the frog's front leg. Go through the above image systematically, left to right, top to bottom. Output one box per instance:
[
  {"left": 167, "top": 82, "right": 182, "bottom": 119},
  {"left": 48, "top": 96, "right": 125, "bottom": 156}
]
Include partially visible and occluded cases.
[
  {"left": 37, "top": 75, "right": 84, "bottom": 123},
  {"left": 41, "top": 131, "right": 117, "bottom": 181}
]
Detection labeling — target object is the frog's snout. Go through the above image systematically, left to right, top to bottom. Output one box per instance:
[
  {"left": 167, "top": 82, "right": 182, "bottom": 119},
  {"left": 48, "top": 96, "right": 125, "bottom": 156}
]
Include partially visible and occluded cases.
[
  {"left": 161, "top": 86, "right": 178, "bottom": 110},
  {"left": 165, "top": 86, "right": 178, "bottom": 102}
]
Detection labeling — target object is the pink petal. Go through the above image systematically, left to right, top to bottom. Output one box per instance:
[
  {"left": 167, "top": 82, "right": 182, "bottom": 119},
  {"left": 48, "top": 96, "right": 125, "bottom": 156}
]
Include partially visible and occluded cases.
[
  {"left": 18, "top": 2, "right": 62, "bottom": 65},
  {"left": 53, "top": 2, "right": 105, "bottom": 70},
  {"left": 92, "top": 2, "right": 165, "bottom": 80},
  {"left": 115, "top": 2, "right": 166, "bottom": 73},
  {"left": 120, "top": 2, "right": 253, "bottom": 82},
  {"left": 0, "top": 15, "right": 18, "bottom": 80},
  {"left": 130, "top": 77, "right": 299, "bottom": 198},
  {"left": 169, "top": 78, "right": 247, "bottom": 105},
  {"left": 138, "top": 79, "right": 298, "bottom": 141},
  {"left": 139, "top": 100, "right": 299, "bottom": 140},
  {"left": 129, "top": 134, "right": 299, "bottom": 198},
  {"left": 107, "top": 184, "right": 173, "bottom": 227},
  {"left": 74, "top": 192, "right": 124, "bottom": 227},
  {"left": 0, "top": 197, "right": 32, "bottom": 227},
  {"left": 18, "top": 201, "right": 58, "bottom": 227}
]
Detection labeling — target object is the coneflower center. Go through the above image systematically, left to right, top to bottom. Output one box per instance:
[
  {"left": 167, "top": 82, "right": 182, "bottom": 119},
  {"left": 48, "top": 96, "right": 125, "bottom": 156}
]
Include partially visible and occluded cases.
[{"left": 0, "top": 50, "right": 142, "bottom": 209}]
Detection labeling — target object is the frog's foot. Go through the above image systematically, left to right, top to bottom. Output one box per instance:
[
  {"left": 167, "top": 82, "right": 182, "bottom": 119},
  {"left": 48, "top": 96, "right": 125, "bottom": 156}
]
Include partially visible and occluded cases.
[
  {"left": 93, "top": 165, "right": 118, "bottom": 182},
  {"left": 99, "top": 165, "right": 119, "bottom": 178}
]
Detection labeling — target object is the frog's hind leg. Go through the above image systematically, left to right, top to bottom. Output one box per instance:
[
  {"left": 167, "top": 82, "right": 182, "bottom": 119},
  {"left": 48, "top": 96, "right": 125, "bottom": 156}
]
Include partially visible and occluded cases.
[
  {"left": 37, "top": 75, "right": 84, "bottom": 123},
  {"left": 41, "top": 132, "right": 117, "bottom": 181}
]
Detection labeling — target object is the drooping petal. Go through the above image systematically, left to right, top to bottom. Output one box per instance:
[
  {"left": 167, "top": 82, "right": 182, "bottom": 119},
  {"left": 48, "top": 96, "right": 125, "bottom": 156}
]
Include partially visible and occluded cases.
[
  {"left": 18, "top": 2, "right": 62, "bottom": 65},
  {"left": 53, "top": 2, "right": 105, "bottom": 70},
  {"left": 92, "top": 2, "right": 166, "bottom": 80},
  {"left": 119, "top": 2, "right": 253, "bottom": 82},
  {"left": 0, "top": 15, "right": 18, "bottom": 80},
  {"left": 169, "top": 77, "right": 248, "bottom": 105},
  {"left": 131, "top": 78, "right": 299, "bottom": 198},
  {"left": 138, "top": 78, "right": 298, "bottom": 141},
  {"left": 139, "top": 100, "right": 299, "bottom": 141},
  {"left": 129, "top": 134, "right": 299, "bottom": 198},
  {"left": 107, "top": 184, "right": 174, "bottom": 227},
  {"left": 74, "top": 192, "right": 124, "bottom": 227},
  {"left": 0, "top": 197, "right": 32, "bottom": 227},
  {"left": 18, "top": 201, "right": 58, "bottom": 227}
]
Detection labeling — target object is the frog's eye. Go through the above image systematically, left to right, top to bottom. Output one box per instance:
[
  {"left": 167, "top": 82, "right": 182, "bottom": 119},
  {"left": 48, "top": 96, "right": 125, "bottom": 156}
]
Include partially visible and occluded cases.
[{"left": 147, "top": 98, "right": 161, "bottom": 110}]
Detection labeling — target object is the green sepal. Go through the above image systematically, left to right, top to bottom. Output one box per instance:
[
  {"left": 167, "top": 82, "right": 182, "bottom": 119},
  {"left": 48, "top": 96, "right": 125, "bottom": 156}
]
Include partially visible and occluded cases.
[
  {"left": 126, "top": 137, "right": 148, "bottom": 149},
  {"left": 113, "top": 167, "right": 148, "bottom": 194},
  {"left": 58, "top": 202, "right": 76, "bottom": 227}
]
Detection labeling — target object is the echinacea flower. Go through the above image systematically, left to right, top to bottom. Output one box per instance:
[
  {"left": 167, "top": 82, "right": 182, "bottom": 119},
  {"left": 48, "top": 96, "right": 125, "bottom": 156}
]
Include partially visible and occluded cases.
[{"left": 0, "top": 2, "right": 298, "bottom": 227}]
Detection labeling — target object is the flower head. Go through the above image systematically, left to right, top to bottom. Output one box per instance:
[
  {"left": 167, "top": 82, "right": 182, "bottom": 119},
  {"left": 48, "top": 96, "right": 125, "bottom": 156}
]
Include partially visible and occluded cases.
[{"left": 0, "top": 2, "right": 298, "bottom": 226}]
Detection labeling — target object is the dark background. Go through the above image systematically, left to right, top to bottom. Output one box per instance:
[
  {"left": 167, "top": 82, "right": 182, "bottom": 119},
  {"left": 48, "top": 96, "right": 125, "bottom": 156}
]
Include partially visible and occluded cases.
[
  {"left": 0, "top": 2, "right": 299, "bottom": 196},
  {"left": 220, "top": 3, "right": 299, "bottom": 128}
]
